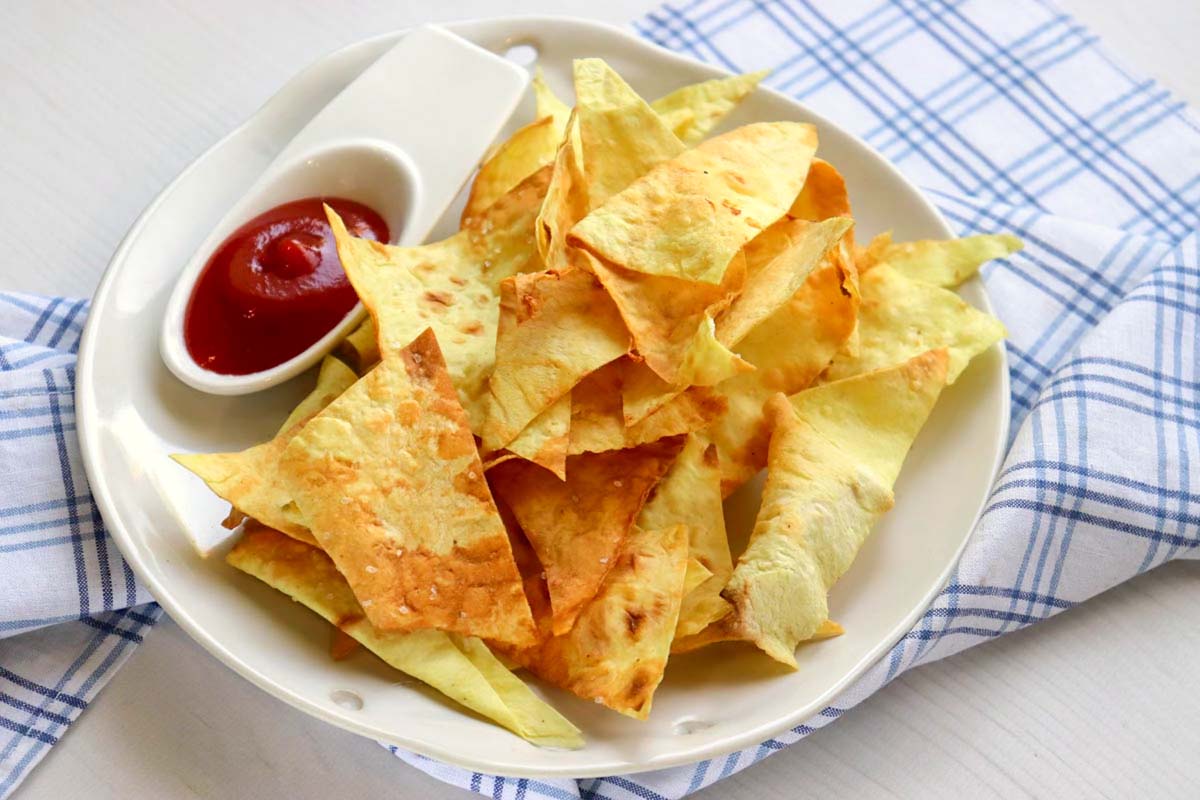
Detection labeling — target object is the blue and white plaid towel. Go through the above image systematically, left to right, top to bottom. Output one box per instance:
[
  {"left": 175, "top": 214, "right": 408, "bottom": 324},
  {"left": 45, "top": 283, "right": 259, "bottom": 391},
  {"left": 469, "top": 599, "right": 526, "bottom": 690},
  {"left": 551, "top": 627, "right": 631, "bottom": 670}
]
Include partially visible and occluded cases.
[{"left": 2, "top": 0, "right": 1198, "bottom": 797}]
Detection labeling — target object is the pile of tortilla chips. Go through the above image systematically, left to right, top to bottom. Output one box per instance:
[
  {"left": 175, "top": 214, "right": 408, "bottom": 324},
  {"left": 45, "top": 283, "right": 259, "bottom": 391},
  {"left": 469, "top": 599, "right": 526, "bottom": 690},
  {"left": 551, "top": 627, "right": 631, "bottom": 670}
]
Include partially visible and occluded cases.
[{"left": 174, "top": 59, "right": 1021, "bottom": 745}]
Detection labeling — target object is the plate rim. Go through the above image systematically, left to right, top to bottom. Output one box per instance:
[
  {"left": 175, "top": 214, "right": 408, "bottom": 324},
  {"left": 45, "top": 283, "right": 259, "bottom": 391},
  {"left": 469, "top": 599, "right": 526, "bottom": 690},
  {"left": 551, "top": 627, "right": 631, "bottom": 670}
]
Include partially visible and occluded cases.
[{"left": 76, "top": 14, "right": 1011, "bottom": 778}]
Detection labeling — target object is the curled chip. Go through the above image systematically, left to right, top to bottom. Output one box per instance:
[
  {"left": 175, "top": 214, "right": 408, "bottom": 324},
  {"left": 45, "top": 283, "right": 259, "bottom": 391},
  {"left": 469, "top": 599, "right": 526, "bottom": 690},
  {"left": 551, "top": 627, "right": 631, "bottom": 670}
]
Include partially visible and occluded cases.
[
  {"left": 651, "top": 70, "right": 769, "bottom": 145},
  {"left": 861, "top": 232, "right": 1022, "bottom": 286},
  {"left": 280, "top": 329, "right": 536, "bottom": 646},
  {"left": 721, "top": 350, "right": 949, "bottom": 666}
]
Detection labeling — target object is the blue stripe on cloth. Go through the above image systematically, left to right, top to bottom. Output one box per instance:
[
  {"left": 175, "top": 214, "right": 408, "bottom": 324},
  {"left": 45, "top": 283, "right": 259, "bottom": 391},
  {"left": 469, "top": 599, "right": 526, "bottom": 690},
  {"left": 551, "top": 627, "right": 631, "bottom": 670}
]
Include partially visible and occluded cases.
[{"left": 5, "top": 1, "right": 1200, "bottom": 798}]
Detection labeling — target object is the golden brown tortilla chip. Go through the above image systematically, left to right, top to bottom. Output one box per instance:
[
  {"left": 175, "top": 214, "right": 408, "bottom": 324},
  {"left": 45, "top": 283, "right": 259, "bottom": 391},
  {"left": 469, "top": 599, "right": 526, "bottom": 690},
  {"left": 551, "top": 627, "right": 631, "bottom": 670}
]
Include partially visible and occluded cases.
[
  {"left": 651, "top": 70, "right": 769, "bottom": 145},
  {"left": 569, "top": 121, "right": 818, "bottom": 285},
  {"left": 328, "top": 165, "right": 550, "bottom": 430},
  {"left": 588, "top": 250, "right": 749, "bottom": 386},
  {"left": 822, "top": 263, "right": 1005, "bottom": 384},
  {"left": 480, "top": 268, "right": 630, "bottom": 454},
  {"left": 279, "top": 329, "right": 535, "bottom": 645},
  {"left": 723, "top": 351, "right": 949, "bottom": 666},
  {"left": 172, "top": 355, "right": 358, "bottom": 546},
  {"left": 568, "top": 359, "right": 727, "bottom": 456},
  {"left": 499, "top": 393, "right": 571, "bottom": 480},
  {"left": 488, "top": 436, "right": 686, "bottom": 635},
  {"left": 637, "top": 436, "right": 735, "bottom": 639},
  {"left": 511, "top": 524, "right": 689, "bottom": 719},
  {"left": 227, "top": 527, "right": 581, "bottom": 748}
]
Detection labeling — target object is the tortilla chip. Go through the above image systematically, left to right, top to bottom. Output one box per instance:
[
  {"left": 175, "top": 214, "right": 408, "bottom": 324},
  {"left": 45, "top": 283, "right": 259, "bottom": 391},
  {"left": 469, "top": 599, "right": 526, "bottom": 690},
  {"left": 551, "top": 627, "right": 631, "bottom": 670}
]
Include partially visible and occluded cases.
[
  {"left": 572, "top": 58, "right": 685, "bottom": 210},
  {"left": 533, "top": 67, "right": 571, "bottom": 130},
  {"left": 651, "top": 70, "right": 769, "bottom": 145},
  {"left": 462, "top": 116, "right": 563, "bottom": 226},
  {"left": 569, "top": 122, "right": 818, "bottom": 285},
  {"left": 328, "top": 165, "right": 550, "bottom": 430},
  {"left": 716, "top": 216, "right": 854, "bottom": 347},
  {"left": 866, "top": 233, "right": 1022, "bottom": 287},
  {"left": 588, "top": 250, "right": 748, "bottom": 386},
  {"left": 822, "top": 263, "right": 1005, "bottom": 384},
  {"left": 480, "top": 268, "right": 630, "bottom": 454},
  {"left": 336, "top": 318, "right": 380, "bottom": 375},
  {"left": 279, "top": 329, "right": 535, "bottom": 645},
  {"left": 723, "top": 350, "right": 949, "bottom": 666},
  {"left": 172, "top": 354, "right": 359, "bottom": 546},
  {"left": 568, "top": 359, "right": 727, "bottom": 456},
  {"left": 500, "top": 392, "right": 571, "bottom": 480},
  {"left": 489, "top": 436, "right": 686, "bottom": 635},
  {"left": 637, "top": 436, "right": 734, "bottom": 640},
  {"left": 512, "top": 524, "right": 689, "bottom": 719},
  {"left": 227, "top": 527, "right": 581, "bottom": 748},
  {"left": 682, "top": 557, "right": 713, "bottom": 596},
  {"left": 671, "top": 616, "right": 843, "bottom": 655}
]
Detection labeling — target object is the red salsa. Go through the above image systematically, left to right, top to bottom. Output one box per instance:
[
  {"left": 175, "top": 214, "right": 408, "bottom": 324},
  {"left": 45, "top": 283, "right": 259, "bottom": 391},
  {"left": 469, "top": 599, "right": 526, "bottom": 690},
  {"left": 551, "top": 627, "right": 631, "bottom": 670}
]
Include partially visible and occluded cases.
[{"left": 184, "top": 197, "right": 388, "bottom": 375}]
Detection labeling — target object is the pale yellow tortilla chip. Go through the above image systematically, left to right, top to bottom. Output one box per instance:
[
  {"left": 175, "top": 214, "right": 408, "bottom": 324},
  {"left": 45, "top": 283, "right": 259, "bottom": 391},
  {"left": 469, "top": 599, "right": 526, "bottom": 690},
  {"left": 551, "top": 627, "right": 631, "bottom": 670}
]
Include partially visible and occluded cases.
[
  {"left": 572, "top": 57, "right": 686, "bottom": 211},
  {"left": 533, "top": 67, "right": 571, "bottom": 130},
  {"left": 651, "top": 70, "right": 769, "bottom": 145},
  {"left": 462, "top": 116, "right": 563, "bottom": 226},
  {"left": 569, "top": 121, "right": 818, "bottom": 285},
  {"left": 328, "top": 165, "right": 550, "bottom": 430},
  {"left": 865, "top": 233, "right": 1022, "bottom": 287},
  {"left": 587, "top": 250, "right": 749, "bottom": 386},
  {"left": 822, "top": 263, "right": 1005, "bottom": 384},
  {"left": 480, "top": 268, "right": 630, "bottom": 454},
  {"left": 335, "top": 318, "right": 380, "bottom": 375},
  {"left": 279, "top": 329, "right": 535, "bottom": 645},
  {"left": 722, "top": 350, "right": 950, "bottom": 667},
  {"left": 172, "top": 355, "right": 358, "bottom": 546},
  {"left": 567, "top": 359, "right": 727, "bottom": 456},
  {"left": 637, "top": 435, "right": 735, "bottom": 640},
  {"left": 488, "top": 436, "right": 686, "bottom": 636},
  {"left": 510, "top": 524, "right": 689, "bottom": 719},
  {"left": 227, "top": 527, "right": 581, "bottom": 748},
  {"left": 682, "top": 557, "right": 713, "bottom": 597},
  {"left": 671, "top": 616, "right": 843, "bottom": 655}
]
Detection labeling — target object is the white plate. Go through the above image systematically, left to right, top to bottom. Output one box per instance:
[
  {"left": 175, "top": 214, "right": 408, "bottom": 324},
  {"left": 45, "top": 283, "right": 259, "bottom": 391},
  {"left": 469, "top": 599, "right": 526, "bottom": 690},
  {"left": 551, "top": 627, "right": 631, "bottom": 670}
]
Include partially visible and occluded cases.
[{"left": 77, "top": 16, "right": 1009, "bottom": 779}]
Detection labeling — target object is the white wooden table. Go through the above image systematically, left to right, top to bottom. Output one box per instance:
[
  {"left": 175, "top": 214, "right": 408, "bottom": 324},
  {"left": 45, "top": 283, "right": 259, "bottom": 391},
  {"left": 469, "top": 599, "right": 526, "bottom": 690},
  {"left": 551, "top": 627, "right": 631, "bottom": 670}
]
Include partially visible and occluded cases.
[{"left": 5, "top": 1, "right": 1199, "bottom": 797}]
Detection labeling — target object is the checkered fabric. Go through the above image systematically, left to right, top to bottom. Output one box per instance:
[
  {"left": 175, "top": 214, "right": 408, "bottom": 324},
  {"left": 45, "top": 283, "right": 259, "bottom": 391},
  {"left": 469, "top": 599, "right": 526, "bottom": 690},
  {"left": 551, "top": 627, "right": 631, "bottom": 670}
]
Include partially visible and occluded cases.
[{"left": 2, "top": 0, "right": 1198, "bottom": 797}]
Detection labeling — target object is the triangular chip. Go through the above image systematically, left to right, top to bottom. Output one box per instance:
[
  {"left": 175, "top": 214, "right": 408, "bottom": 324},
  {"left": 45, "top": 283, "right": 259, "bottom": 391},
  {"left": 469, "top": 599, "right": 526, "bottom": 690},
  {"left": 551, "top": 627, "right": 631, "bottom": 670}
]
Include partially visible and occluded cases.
[
  {"left": 533, "top": 67, "right": 572, "bottom": 131},
  {"left": 651, "top": 70, "right": 769, "bottom": 145},
  {"left": 534, "top": 109, "right": 587, "bottom": 272},
  {"left": 462, "top": 115, "right": 564, "bottom": 226},
  {"left": 569, "top": 121, "right": 818, "bottom": 285},
  {"left": 328, "top": 165, "right": 550, "bottom": 430},
  {"left": 865, "top": 233, "right": 1022, "bottom": 287},
  {"left": 587, "top": 250, "right": 749, "bottom": 386},
  {"left": 822, "top": 263, "right": 1005, "bottom": 384},
  {"left": 480, "top": 268, "right": 629, "bottom": 453},
  {"left": 279, "top": 329, "right": 535, "bottom": 645},
  {"left": 722, "top": 350, "right": 949, "bottom": 666},
  {"left": 172, "top": 355, "right": 358, "bottom": 545},
  {"left": 568, "top": 359, "right": 727, "bottom": 456},
  {"left": 637, "top": 435, "right": 734, "bottom": 639},
  {"left": 488, "top": 436, "right": 686, "bottom": 635},
  {"left": 511, "top": 524, "right": 689, "bottom": 719},
  {"left": 227, "top": 527, "right": 581, "bottom": 748},
  {"left": 671, "top": 617, "right": 843, "bottom": 655}
]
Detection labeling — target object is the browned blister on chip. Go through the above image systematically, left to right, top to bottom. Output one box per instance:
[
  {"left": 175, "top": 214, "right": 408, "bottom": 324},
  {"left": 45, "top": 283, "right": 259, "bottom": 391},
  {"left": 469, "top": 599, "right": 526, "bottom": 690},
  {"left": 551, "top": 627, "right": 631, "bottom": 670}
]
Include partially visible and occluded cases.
[
  {"left": 279, "top": 329, "right": 536, "bottom": 646},
  {"left": 488, "top": 436, "right": 686, "bottom": 635},
  {"left": 509, "top": 524, "right": 690, "bottom": 719}
]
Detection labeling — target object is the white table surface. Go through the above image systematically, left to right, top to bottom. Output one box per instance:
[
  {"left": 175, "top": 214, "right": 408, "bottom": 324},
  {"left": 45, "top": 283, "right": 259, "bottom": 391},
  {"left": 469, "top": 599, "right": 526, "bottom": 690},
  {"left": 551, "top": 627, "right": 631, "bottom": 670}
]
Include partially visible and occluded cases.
[{"left": 5, "top": 1, "right": 1200, "bottom": 798}]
